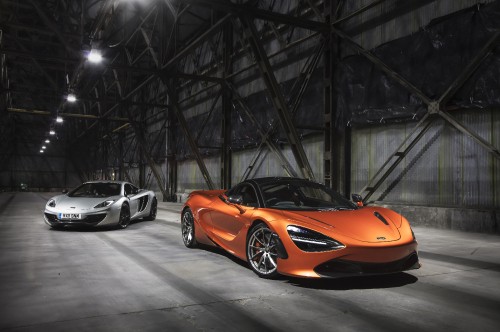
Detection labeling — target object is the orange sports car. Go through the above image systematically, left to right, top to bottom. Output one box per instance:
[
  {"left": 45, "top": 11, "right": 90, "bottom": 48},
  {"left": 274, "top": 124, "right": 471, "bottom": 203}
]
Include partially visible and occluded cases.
[{"left": 181, "top": 177, "right": 420, "bottom": 279}]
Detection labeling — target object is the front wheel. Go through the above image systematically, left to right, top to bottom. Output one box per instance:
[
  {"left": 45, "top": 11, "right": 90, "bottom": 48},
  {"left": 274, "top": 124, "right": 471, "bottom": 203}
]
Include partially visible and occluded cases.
[
  {"left": 117, "top": 203, "right": 131, "bottom": 229},
  {"left": 181, "top": 208, "right": 197, "bottom": 248},
  {"left": 246, "top": 223, "right": 279, "bottom": 279}
]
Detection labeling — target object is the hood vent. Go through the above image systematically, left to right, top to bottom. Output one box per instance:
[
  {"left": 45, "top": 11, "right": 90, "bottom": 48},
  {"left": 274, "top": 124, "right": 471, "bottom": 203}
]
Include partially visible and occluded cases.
[{"left": 374, "top": 211, "right": 389, "bottom": 225}]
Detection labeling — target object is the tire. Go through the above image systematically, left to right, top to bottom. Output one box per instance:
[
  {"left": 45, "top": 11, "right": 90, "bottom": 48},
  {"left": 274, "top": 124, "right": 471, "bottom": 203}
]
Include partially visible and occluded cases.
[
  {"left": 144, "top": 198, "right": 157, "bottom": 221},
  {"left": 117, "top": 203, "right": 131, "bottom": 229},
  {"left": 181, "top": 208, "right": 197, "bottom": 248},
  {"left": 246, "top": 223, "right": 279, "bottom": 279}
]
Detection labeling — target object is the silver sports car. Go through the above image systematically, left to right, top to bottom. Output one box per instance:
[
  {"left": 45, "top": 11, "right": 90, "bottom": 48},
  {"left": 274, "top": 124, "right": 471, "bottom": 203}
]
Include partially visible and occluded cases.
[{"left": 44, "top": 181, "right": 157, "bottom": 229}]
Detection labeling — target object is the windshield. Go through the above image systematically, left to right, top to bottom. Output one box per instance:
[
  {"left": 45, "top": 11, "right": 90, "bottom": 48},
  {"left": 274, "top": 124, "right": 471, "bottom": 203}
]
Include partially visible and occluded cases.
[
  {"left": 261, "top": 180, "right": 356, "bottom": 211},
  {"left": 69, "top": 183, "right": 122, "bottom": 198}
]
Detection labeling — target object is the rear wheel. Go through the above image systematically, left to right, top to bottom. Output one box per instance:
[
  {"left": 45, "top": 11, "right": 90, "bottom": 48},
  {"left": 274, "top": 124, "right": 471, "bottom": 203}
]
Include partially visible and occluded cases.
[
  {"left": 144, "top": 198, "right": 157, "bottom": 221},
  {"left": 117, "top": 203, "right": 131, "bottom": 229},
  {"left": 181, "top": 208, "right": 197, "bottom": 248},
  {"left": 246, "top": 223, "right": 279, "bottom": 279}
]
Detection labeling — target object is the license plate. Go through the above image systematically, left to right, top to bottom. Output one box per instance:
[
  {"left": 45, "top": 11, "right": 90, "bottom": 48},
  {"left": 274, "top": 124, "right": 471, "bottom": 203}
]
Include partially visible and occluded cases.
[{"left": 58, "top": 213, "right": 82, "bottom": 220}]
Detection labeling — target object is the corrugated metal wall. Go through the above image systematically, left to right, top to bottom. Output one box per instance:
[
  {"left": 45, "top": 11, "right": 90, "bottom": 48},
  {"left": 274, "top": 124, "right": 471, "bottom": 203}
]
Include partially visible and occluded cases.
[{"left": 351, "top": 109, "right": 500, "bottom": 208}]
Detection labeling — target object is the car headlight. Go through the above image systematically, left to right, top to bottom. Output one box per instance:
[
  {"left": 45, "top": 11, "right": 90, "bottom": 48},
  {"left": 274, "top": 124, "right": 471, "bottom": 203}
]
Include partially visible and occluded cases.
[
  {"left": 47, "top": 199, "right": 56, "bottom": 208},
  {"left": 94, "top": 200, "right": 115, "bottom": 208},
  {"left": 287, "top": 225, "right": 345, "bottom": 252}
]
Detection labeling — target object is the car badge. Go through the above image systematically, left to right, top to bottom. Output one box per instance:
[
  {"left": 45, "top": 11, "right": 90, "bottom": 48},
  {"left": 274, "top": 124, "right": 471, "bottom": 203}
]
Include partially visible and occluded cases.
[{"left": 377, "top": 236, "right": 386, "bottom": 240}]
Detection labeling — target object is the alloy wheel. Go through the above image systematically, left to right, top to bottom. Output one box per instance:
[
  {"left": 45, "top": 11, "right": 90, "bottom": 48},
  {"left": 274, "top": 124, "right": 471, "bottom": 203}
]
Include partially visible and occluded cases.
[
  {"left": 181, "top": 209, "right": 197, "bottom": 247},
  {"left": 247, "top": 224, "right": 279, "bottom": 278}
]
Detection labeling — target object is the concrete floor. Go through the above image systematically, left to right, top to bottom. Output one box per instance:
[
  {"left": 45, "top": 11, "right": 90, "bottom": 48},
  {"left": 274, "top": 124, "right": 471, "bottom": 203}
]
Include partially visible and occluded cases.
[{"left": 1, "top": 192, "right": 499, "bottom": 332}]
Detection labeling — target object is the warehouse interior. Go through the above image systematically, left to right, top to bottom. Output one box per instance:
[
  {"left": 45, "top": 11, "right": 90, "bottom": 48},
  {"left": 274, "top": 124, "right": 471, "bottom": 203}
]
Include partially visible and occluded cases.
[{"left": 1, "top": 0, "right": 499, "bottom": 331}]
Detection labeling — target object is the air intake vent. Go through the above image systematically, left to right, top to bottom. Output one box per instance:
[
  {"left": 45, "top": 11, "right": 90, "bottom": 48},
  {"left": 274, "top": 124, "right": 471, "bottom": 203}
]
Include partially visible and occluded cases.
[{"left": 374, "top": 211, "right": 389, "bottom": 225}]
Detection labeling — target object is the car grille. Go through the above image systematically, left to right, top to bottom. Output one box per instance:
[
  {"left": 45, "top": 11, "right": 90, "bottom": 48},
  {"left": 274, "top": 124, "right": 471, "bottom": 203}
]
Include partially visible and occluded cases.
[
  {"left": 44, "top": 213, "right": 107, "bottom": 225},
  {"left": 314, "top": 252, "right": 420, "bottom": 277}
]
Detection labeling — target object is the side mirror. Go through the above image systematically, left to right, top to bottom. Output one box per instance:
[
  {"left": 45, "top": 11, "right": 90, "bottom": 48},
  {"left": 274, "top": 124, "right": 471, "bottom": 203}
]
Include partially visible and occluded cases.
[
  {"left": 227, "top": 194, "right": 243, "bottom": 205},
  {"left": 351, "top": 194, "right": 364, "bottom": 207}
]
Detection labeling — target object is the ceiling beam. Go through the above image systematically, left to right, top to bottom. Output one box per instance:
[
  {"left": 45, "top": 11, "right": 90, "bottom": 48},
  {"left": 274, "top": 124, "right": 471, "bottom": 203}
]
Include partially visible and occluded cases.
[
  {"left": 184, "top": 0, "right": 328, "bottom": 32},
  {"left": 7, "top": 107, "right": 129, "bottom": 122}
]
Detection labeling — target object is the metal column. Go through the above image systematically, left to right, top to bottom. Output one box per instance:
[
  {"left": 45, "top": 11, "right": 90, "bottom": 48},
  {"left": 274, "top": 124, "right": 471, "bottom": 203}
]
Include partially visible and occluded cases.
[{"left": 221, "top": 21, "right": 233, "bottom": 189}]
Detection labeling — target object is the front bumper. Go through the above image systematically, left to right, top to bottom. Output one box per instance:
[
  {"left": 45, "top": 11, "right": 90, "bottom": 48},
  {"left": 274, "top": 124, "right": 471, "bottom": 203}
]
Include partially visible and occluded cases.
[
  {"left": 43, "top": 205, "right": 121, "bottom": 228},
  {"left": 43, "top": 212, "right": 109, "bottom": 227},
  {"left": 276, "top": 237, "right": 420, "bottom": 278},
  {"left": 313, "top": 252, "right": 420, "bottom": 278}
]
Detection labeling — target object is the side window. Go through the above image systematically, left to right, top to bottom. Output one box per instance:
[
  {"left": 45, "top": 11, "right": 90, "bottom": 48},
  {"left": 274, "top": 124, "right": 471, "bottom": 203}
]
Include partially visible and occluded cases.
[
  {"left": 124, "top": 184, "right": 132, "bottom": 196},
  {"left": 239, "top": 184, "right": 258, "bottom": 207},
  {"left": 131, "top": 185, "right": 139, "bottom": 194}
]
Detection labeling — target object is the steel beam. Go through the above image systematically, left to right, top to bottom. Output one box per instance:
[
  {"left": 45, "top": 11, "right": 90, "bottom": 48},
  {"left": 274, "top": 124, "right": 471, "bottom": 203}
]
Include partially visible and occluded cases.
[
  {"left": 28, "top": 0, "right": 80, "bottom": 58},
  {"left": 185, "top": 0, "right": 328, "bottom": 32},
  {"left": 333, "top": 0, "right": 387, "bottom": 25},
  {"left": 324, "top": 1, "right": 334, "bottom": 189},
  {"left": 77, "top": 13, "right": 231, "bottom": 141},
  {"left": 161, "top": 14, "right": 232, "bottom": 72},
  {"left": 237, "top": 15, "right": 316, "bottom": 181},
  {"left": 221, "top": 21, "right": 233, "bottom": 189},
  {"left": 334, "top": 28, "right": 432, "bottom": 106},
  {"left": 438, "top": 31, "right": 500, "bottom": 107},
  {"left": 241, "top": 41, "right": 324, "bottom": 181},
  {"left": 175, "top": 72, "right": 225, "bottom": 83},
  {"left": 162, "top": 79, "right": 215, "bottom": 190},
  {"left": 227, "top": 82, "right": 299, "bottom": 179},
  {"left": 195, "top": 91, "right": 222, "bottom": 145},
  {"left": 7, "top": 107, "right": 129, "bottom": 122},
  {"left": 127, "top": 111, "right": 169, "bottom": 199},
  {"left": 359, "top": 113, "right": 433, "bottom": 203}
]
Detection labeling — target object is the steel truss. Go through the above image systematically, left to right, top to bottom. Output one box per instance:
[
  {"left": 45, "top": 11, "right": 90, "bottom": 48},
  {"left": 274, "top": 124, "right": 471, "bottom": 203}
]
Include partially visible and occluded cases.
[{"left": 1, "top": 0, "right": 497, "bottom": 202}]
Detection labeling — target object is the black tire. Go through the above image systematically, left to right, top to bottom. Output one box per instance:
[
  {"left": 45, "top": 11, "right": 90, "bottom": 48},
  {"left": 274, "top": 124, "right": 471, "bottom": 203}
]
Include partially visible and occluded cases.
[
  {"left": 144, "top": 198, "right": 157, "bottom": 221},
  {"left": 117, "top": 203, "right": 131, "bottom": 229},
  {"left": 181, "top": 208, "right": 197, "bottom": 248},
  {"left": 246, "top": 223, "right": 279, "bottom": 279}
]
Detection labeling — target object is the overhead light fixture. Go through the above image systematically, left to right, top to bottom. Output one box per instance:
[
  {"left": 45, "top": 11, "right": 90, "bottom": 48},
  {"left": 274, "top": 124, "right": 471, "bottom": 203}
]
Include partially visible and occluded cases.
[
  {"left": 87, "top": 49, "right": 103, "bottom": 63},
  {"left": 67, "top": 94, "right": 76, "bottom": 102},
  {"left": 56, "top": 116, "right": 64, "bottom": 123},
  {"left": 49, "top": 130, "right": 55, "bottom": 135},
  {"left": 45, "top": 139, "right": 50, "bottom": 143},
  {"left": 42, "top": 146, "right": 46, "bottom": 149},
  {"left": 40, "top": 150, "right": 44, "bottom": 153}
]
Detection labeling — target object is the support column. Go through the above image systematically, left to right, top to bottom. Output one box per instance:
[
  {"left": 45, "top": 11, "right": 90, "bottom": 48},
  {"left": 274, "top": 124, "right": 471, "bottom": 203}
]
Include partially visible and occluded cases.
[
  {"left": 324, "top": 1, "right": 348, "bottom": 195},
  {"left": 221, "top": 21, "right": 233, "bottom": 189},
  {"left": 166, "top": 107, "right": 177, "bottom": 201}
]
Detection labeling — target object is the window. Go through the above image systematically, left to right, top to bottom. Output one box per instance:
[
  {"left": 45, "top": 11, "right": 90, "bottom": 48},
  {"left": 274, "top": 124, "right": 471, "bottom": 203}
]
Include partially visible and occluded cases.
[
  {"left": 124, "top": 184, "right": 134, "bottom": 196},
  {"left": 227, "top": 184, "right": 259, "bottom": 207}
]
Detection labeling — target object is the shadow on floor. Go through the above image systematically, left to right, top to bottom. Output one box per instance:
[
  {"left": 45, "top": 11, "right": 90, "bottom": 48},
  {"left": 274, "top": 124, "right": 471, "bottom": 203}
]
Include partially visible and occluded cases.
[{"left": 287, "top": 272, "right": 418, "bottom": 290}]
